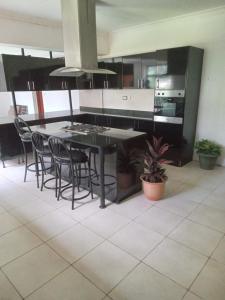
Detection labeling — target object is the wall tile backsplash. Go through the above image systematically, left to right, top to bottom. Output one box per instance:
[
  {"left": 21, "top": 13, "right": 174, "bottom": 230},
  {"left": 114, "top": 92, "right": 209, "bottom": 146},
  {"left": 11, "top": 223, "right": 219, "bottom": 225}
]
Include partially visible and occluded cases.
[{"left": 79, "top": 89, "right": 154, "bottom": 112}]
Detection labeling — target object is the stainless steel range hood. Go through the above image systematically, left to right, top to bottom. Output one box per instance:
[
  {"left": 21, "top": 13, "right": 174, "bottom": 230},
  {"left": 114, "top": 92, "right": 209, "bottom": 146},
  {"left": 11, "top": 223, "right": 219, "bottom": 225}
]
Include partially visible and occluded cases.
[{"left": 50, "top": 0, "right": 115, "bottom": 77}]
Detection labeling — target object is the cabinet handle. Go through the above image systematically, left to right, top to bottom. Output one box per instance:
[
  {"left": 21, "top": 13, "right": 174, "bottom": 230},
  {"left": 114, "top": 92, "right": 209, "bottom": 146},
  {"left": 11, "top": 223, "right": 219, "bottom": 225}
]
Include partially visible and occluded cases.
[
  {"left": 156, "top": 78, "right": 159, "bottom": 88},
  {"left": 138, "top": 79, "right": 140, "bottom": 89},
  {"left": 142, "top": 79, "right": 145, "bottom": 89},
  {"left": 89, "top": 80, "right": 92, "bottom": 89},
  {"left": 106, "top": 80, "right": 109, "bottom": 89},
  {"left": 32, "top": 81, "right": 35, "bottom": 90},
  {"left": 64, "top": 81, "right": 68, "bottom": 89},
  {"left": 103, "top": 81, "right": 106, "bottom": 89}
]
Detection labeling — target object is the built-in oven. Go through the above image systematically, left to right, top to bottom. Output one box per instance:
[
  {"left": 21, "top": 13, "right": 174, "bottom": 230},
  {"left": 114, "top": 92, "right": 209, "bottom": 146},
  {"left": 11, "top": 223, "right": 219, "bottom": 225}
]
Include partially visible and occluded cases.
[{"left": 154, "top": 90, "right": 185, "bottom": 124}]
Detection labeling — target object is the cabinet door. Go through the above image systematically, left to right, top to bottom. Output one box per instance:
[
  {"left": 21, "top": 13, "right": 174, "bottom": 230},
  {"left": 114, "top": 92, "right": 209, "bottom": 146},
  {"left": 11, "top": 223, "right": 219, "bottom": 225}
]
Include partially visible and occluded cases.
[
  {"left": 156, "top": 47, "right": 189, "bottom": 76},
  {"left": 141, "top": 52, "right": 157, "bottom": 89},
  {"left": 122, "top": 55, "right": 142, "bottom": 88},
  {"left": 92, "top": 61, "right": 106, "bottom": 89}
]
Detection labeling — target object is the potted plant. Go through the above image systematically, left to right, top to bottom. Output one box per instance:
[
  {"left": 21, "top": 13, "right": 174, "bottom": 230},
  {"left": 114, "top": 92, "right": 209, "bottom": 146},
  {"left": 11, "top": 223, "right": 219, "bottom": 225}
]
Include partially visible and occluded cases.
[
  {"left": 140, "top": 136, "right": 171, "bottom": 201},
  {"left": 195, "top": 139, "right": 222, "bottom": 170},
  {"left": 117, "top": 145, "right": 141, "bottom": 189}
]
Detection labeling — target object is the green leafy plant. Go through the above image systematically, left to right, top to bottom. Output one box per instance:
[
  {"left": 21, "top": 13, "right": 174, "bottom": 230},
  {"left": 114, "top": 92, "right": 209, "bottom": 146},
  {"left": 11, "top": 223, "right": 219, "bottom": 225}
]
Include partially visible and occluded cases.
[
  {"left": 141, "top": 136, "right": 171, "bottom": 183},
  {"left": 195, "top": 139, "right": 222, "bottom": 157}
]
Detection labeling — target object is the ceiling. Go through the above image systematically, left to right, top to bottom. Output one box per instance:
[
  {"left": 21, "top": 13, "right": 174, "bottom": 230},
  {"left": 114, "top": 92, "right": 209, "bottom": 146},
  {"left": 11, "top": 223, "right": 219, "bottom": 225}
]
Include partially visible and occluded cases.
[{"left": 0, "top": 0, "right": 224, "bottom": 31}]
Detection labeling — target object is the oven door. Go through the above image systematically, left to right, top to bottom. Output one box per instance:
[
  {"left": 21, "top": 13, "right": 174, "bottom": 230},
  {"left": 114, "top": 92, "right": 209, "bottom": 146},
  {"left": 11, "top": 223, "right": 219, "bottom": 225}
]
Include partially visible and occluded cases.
[{"left": 155, "top": 75, "right": 185, "bottom": 90}]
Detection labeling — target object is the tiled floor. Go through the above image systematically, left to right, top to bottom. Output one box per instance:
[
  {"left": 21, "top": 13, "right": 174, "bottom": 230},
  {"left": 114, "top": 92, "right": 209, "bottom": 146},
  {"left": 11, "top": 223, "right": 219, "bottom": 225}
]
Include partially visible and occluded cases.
[{"left": 0, "top": 160, "right": 225, "bottom": 300}]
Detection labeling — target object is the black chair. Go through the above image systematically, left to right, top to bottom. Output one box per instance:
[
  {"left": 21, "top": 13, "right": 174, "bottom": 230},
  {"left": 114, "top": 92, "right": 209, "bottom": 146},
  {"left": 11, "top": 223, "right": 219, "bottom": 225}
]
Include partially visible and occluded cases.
[
  {"left": 14, "top": 117, "right": 37, "bottom": 183},
  {"left": 31, "top": 132, "right": 55, "bottom": 192},
  {"left": 48, "top": 136, "right": 93, "bottom": 209}
]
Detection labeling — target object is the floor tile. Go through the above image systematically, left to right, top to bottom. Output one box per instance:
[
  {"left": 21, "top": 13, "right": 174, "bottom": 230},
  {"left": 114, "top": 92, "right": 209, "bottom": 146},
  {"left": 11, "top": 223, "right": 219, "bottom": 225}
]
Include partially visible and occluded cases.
[
  {"left": 173, "top": 183, "right": 209, "bottom": 203},
  {"left": 108, "top": 192, "right": 152, "bottom": 219},
  {"left": 155, "top": 193, "right": 198, "bottom": 217},
  {"left": 203, "top": 193, "right": 225, "bottom": 211},
  {"left": 58, "top": 198, "right": 100, "bottom": 221},
  {"left": 10, "top": 200, "right": 55, "bottom": 224},
  {"left": 0, "top": 204, "right": 6, "bottom": 214},
  {"left": 188, "top": 204, "right": 225, "bottom": 233},
  {"left": 135, "top": 206, "right": 183, "bottom": 236},
  {"left": 81, "top": 209, "right": 130, "bottom": 238},
  {"left": 0, "top": 211, "right": 21, "bottom": 237},
  {"left": 26, "top": 211, "right": 76, "bottom": 241},
  {"left": 170, "top": 219, "right": 223, "bottom": 256},
  {"left": 109, "top": 222, "right": 163, "bottom": 260},
  {"left": 47, "top": 224, "right": 103, "bottom": 263},
  {"left": 0, "top": 226, "right": 42, "bottom": 267},
  {"left": 212, "top": 236, "right": 225, "bottom": 265},
  {"left": 144, "top": 238, "right": 207, "bottom": 288},
  {"left": 74, "top": 241, "right": 138, "bottom": 293},
  {"left": 2, "top": 244, "right": 69, "bottom": 298},
  {"left": 191, "top": 259, "right": 225, "bottom": 300},
  {"left": 110, "top": 263, "right": 186, "bottom": 300},
  {"left": 26, "top": 267, "right": 104, "bottom": 300},
  {"left": 0, "top": 270, "right": 22, "bottom": 300},
  {"left": 183, "top": 292, "right": 202, "bottom": 300}
]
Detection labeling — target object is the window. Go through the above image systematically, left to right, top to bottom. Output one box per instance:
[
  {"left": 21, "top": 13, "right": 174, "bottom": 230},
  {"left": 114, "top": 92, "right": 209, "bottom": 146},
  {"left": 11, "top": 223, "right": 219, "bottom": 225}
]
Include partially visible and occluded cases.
[
  {"left": 0, "top": 45, "right": 21, "bottom": 55},
  {"left": 24, "top": 48, "right": 50, "bottom": 58}
]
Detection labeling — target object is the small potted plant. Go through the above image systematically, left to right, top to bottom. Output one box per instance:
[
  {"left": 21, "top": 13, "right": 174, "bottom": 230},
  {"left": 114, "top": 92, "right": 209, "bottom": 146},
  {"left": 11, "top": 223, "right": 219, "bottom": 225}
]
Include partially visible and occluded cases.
[
  {"left": 140, "top": 136, "right": 171, "bottom": 201},
  {"left": 195, "top": 139, "right": 222, "bottom": 170}
]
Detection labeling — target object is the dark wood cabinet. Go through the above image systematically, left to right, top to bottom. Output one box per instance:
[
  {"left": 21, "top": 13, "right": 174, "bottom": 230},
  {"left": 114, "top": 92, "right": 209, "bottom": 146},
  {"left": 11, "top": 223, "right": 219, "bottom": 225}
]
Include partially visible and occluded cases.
[
  {"left": 156, "top": 47, "right": 189, "bottom": 76},
  {"left": 122, "top": 52, "right": 157, "bottom": 89}
]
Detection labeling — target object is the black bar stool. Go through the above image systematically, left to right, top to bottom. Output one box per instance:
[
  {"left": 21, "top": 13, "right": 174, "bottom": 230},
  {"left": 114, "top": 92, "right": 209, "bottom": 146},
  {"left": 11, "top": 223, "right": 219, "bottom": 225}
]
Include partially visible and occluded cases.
[
  {"left": 14, "top": 117, "right": 38, "bottom": 184},
  {"left": 31, "top": 132, "right": 56, "bottom": 192},
  {"left": 48, "top": 136, "right": 93, "bottom": 210}
]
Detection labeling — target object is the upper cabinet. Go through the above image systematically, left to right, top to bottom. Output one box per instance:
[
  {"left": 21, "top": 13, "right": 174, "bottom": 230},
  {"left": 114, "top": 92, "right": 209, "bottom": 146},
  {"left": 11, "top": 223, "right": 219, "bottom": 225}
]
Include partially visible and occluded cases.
[
  {"left": 156, "top": 47, "right": 189, "bottom": 76},
  {"left": 122, "top": 52, "right": 157, "bottom": 89}
]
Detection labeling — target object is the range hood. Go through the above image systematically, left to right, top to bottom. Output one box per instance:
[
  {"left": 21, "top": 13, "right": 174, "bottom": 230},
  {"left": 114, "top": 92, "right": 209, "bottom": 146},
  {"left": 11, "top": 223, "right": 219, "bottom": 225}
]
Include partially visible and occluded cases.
[{"left": 50, "top": 0, "right": 115, "bottom": 77}]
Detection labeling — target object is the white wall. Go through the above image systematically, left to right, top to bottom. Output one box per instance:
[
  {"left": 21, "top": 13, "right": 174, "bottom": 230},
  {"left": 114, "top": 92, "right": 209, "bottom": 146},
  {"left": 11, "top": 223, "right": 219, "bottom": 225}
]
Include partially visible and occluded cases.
[
  {"left": 105, "top": 7, "right": 225, "bottom": 165},
  {"left": 0, "top": 13, "right": 109, "bottom": 54},
  {"left": 0, "top": 92, "right": 13, "bottom": 117}
]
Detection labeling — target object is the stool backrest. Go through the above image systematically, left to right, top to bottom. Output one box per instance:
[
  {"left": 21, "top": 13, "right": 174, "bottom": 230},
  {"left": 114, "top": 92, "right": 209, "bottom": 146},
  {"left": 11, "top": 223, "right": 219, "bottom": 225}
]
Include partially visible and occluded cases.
[
  {"left": 14, "top": 117, "right": 31, "bottom": 137},
  {"left": 32, "top": 132, "right": 49, "bottom": 155},
  {"left": 48, "top": 136, "right": 72, "bottom": 164}
]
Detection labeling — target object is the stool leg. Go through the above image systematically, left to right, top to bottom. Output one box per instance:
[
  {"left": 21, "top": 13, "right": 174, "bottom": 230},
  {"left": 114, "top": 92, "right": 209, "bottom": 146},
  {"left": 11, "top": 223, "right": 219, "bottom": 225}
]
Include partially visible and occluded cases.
[
  {"left": 22, "top": 142, "right": 28, "bottom": 182},
  {"left": 93, "top": 153, "right": 99, "bottom": 179},
  {"left": 40, "top": 156, "right": 45, "bottom": 191},
  {"left": 88, "top": 159, "right": 94, "bottom": 199},
  {"left": 55, "top": 164, "right": 59, "bottom": 198},
  {"left": 57, "top": 164, "right": 62, "bottom": 201},
  {"left": 71, "top": 166, "right": 75, "bottom": 210}
]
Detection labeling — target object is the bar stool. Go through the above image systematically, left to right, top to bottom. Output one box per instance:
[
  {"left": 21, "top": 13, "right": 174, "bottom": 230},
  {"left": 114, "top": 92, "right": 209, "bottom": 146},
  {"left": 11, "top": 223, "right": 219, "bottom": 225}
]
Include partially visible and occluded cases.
[
  {"left": 14, "top": 117, "right": 38, "bottom": 183},
  {"left": 31, "top": 132, "right": 55, "bottom": 192},
  {"left": 48, "top": 136, "right": 93, "bottom": 210},
  {"left": 90, "top": 145, "right": 117, "bottom": 187}
]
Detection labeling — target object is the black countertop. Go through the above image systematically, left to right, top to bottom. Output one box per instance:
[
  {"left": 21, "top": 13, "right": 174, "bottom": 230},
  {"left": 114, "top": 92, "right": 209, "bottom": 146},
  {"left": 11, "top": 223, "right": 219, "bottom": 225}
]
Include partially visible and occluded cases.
[
  {"left": 0, "top": 109, "right": 153, "bottom": 126},
  {"left": 30, "top": 121, "right": 146, "bottom": 148}
]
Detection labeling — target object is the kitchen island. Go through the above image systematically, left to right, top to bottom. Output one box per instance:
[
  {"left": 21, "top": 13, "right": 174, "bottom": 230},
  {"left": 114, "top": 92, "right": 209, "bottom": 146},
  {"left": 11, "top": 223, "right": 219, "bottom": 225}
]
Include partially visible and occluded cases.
[{"left": 29, "top": 121, "right": 147, "bottom": 208}]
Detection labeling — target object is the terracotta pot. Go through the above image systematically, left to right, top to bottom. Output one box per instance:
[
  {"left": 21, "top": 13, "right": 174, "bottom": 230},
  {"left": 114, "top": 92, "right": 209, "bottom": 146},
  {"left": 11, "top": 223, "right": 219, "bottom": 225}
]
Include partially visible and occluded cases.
[
  {"left": 118, "top": 172, "right": 134, "bottom": 189},
  {"left": 140, "top": 175, "right": 166, "bottom": 201}
]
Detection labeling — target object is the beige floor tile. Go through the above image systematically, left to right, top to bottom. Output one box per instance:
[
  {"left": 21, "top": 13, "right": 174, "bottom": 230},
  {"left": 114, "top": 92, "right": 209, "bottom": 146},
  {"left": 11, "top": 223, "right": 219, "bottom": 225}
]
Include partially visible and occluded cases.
[
  {"left": 175, "top": 184, "right": 209, "bottom": 203},
  {"left": 108, "top": 192, "right": 153, "bottom": 219},
  {"left": 203, "top": 193, "right": 225, "bottom": 211},
  {"left": 155, "top": 194, "right": 198, "bottom": 217},
  {"left": 58, "top": 198, "right": 101, "bottom": 221},
  {"left": 10, "top": 200, "right": 55, "bottom": 224},
  {"left": 0, "top": 204, "right": 5, "bottom": 214},
  {"left": 188, "top": 204, "right": 225, "bottom": 233},
  {"left": 135, "top": 206, "right": 183, "bottom": 236},
  {"left": 81, "top": 209, "right": 130, "bottom": 238},
  {"left": 0, "top": 211, "right": 21, "bottom": 237},
  {"left": 27, "top": 211, "right": 76, "bottom": 241},
  {"left": 170, "top": 219, "right": 223, "bottom": 256},
  {"left": 109, "top": 222, "right": 163, "bottom": 260},
  {"left": 48, "top": 224, "right": 103, "bottom": 263},
  {"left": 0, "top": 226, "right": 42, "bottom": 266},
  {"left": 212, "top": 236, "right": 225, "bottom": 265},
  {"left": 144, "top": 238, "right": 207, "bottom": 288},
  {"left": 74, "top": 241, "right": 138, "bottom": 293},
  {"left": 2, "top": 244, "right": 69, "bottom": 298},
  {"left": 191, "top": 259, "right": 225, "bottom": 300},
  {"left": 110, "top": 263, "right": 186, "bottom": 300},
  {"left": 26, "top": 267, "right": 104, "bottom": 300},
  {"left": 0, "top": 270, "right": 22, "bottom": 300},
  {"left": 183, "top": 292, "right": 202, "bottom": 300}
]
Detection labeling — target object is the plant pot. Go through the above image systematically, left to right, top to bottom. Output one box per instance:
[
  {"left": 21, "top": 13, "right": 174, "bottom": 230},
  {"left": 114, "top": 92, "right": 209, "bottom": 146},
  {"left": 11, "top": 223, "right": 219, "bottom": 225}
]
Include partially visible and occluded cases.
[
  {"left": 198, "top": 153, "right": 218, "bottom": 170},
  {"left": 118, "top": 172, "right": 134, "bottom": 189},
  {"left": 140, "top": 175, "right": 166, "bottom": 201}
]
